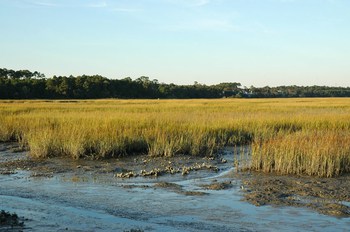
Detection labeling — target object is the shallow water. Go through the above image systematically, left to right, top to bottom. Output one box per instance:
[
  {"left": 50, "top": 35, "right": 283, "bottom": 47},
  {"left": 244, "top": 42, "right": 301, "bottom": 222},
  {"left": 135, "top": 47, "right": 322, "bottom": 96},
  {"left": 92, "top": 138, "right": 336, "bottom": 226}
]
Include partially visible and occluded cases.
[{"left": 0, "top": 147, "right": 349, "bottom": 231}]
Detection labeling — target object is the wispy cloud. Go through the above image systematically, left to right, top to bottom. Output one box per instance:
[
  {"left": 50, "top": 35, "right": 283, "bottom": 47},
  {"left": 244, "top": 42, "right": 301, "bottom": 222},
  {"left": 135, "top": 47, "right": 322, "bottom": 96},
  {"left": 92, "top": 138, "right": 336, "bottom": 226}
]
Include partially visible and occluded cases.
[
  {"left": 20, "top": 0, "right": 139, "bottom": 11},
  {"left": 166, "top": 0, "right": 212, "bottom": 7},
  {"left": 192, "top": 0, "right": 211, "bottom": 7},
  {"left": 272, "top": 0, "right": 296, "bottom": 2},
  {"left": 272, "top": 0, "right": 338, "bottom": 3},
  {"left": 31, "top": 1, "right": 59, "bottom": 7},
  {"left": 86, "top": 1, "right": 142, "bottom": 12},
  {"left": 87, "top": 1, "right": 107, "bottom": 8},
  {"left": 110, "top": 8, "right": 143, "bottom": 13},
  {"left": 167, "top": 18, "right": 239, "bottom": 32}
]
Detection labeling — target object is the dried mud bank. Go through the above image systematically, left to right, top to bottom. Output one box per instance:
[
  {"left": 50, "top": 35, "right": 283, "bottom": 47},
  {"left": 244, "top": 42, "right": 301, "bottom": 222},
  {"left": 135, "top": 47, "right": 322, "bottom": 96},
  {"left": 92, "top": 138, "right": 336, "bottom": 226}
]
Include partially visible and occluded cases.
[
  {"left": 0, "top": 143, "right": 223, "bottom": 180},
  {"left": 239, "top": 171, "right": 350, "bottom": 217}
]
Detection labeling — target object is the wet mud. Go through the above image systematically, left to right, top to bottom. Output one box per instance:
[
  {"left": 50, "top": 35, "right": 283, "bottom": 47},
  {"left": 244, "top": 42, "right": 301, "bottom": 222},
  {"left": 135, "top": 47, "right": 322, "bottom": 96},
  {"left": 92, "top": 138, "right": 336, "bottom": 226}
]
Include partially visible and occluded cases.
[
  {"left": 0, "top": 143, "right": 221, "bottom": 180},
  {"left": 1, "top": 143, "right": 350, "bottom": 231},
  {"left": 239, "top": 171, "right": 350, "bottom": 217},
  {"left": 200, "top": 180, "right": 233, "bottom": 190},
  {"left": 0, "top": 210, "right": 25, "bottom": 231}
]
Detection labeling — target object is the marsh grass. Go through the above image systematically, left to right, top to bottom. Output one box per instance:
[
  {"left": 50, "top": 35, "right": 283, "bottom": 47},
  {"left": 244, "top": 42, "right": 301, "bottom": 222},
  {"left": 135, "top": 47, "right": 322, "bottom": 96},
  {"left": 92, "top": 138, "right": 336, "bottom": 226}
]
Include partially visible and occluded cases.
[
  {"left": 0, "top": 98, "right": 350, "bottom": 177},
  {"left": 252, "top": 130, "right": 350, "bottom": 177}
]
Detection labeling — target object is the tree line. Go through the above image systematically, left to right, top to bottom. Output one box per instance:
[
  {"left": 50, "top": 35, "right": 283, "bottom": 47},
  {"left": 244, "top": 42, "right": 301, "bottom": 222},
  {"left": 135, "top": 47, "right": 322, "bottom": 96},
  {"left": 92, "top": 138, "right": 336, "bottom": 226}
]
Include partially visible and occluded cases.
[{"left": 1, "top": 68, "right": 349, "bottom": 99}]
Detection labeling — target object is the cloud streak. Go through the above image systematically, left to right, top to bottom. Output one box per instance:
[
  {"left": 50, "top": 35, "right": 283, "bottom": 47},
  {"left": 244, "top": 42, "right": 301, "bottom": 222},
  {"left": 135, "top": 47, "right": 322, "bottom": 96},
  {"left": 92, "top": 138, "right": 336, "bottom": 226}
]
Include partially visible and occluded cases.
[
  {"left": 17, "top": 0, "right": 139, "bottom": 11},
  {"left": 166, "top": 0, "right": 212, "bottom": 7},
  {"left": 192, "top": 0, "right": 211, "bottom": 7},
  {"left": 30, "top": 1, "right": 60, "bottom": 7},
  {"left": 85, "top": 1, "right": 143, "bottom": 12},
  {"left": 87, "top": 1, "right": 107, "bottom": 8},
  {"left": 110, "top": 8, "right": 143, "bottom": 13},
  {"left": 166, "top": 18, "right": 240, "bottom": 32}
]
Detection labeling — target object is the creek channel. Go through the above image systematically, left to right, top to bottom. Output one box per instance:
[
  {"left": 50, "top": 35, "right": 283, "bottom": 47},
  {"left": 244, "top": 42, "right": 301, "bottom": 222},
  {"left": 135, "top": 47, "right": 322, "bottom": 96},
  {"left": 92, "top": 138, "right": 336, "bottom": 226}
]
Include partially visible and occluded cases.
[{"left": 0, "top": 144, "right": 349, "bottom": 231}]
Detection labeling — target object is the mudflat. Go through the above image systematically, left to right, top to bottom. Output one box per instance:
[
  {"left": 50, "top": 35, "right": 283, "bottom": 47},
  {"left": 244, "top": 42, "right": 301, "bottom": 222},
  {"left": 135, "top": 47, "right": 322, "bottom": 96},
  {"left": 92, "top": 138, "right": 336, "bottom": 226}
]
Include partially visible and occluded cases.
[{"left": 1, "top": 143, "right": 349, "bottom": 231}]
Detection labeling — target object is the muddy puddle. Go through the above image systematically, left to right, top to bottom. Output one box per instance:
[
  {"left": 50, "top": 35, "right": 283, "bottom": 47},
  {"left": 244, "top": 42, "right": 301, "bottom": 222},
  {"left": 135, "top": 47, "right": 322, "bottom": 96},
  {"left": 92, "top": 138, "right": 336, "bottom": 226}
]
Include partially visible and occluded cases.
[{"left": 0, "top": 143, "right": 349, "bottom": 231}]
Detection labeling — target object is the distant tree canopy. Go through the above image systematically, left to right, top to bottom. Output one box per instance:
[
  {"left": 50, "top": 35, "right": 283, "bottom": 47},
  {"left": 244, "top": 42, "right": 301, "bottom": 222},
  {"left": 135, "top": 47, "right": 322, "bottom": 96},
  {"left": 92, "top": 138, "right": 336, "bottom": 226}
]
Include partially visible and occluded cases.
[
  {"left": 0, "top": 68, "right": 45, "bottom": 79},
  {"left": 1, "top": 68, "right": 350, "bottom": 99}
]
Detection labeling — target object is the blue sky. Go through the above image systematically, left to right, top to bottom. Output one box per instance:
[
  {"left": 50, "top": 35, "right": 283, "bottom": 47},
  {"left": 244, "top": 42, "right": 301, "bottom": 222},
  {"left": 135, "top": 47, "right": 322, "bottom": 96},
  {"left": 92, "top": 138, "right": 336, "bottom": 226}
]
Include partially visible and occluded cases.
[{"left": 0, "top": 0, "right": 349, "bottom": 87}]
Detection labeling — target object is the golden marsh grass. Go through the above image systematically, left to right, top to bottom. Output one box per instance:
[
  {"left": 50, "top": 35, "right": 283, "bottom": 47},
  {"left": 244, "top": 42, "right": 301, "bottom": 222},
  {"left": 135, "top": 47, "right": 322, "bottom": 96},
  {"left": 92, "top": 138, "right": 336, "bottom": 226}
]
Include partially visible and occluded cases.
[{"left": 0, "top": 98, "right": 349, "bottom": 177}]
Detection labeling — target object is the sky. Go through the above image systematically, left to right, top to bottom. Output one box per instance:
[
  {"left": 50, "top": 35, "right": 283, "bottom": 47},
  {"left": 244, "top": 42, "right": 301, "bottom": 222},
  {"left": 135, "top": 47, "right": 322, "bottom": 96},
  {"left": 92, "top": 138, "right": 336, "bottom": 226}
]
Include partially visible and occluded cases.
[{"left": 0, "top": 0, "right": 349, "bottom": 87}]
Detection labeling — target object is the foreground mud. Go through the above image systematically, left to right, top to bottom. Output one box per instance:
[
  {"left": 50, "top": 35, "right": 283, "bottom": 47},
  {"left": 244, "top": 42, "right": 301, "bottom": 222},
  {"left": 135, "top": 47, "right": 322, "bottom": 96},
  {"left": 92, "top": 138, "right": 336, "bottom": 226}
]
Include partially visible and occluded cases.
[
  {"left": 0, "top": 143, "right": 221, "bottom": 179},
  {"left": 1, "top": 143, "right": 350, "bottom": 231},
  {"left": 239, "top": 171, "right": 350, "bottom": 217},
  {"left": 0, "top": 210, "right": 25, "bottom": 230}
]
